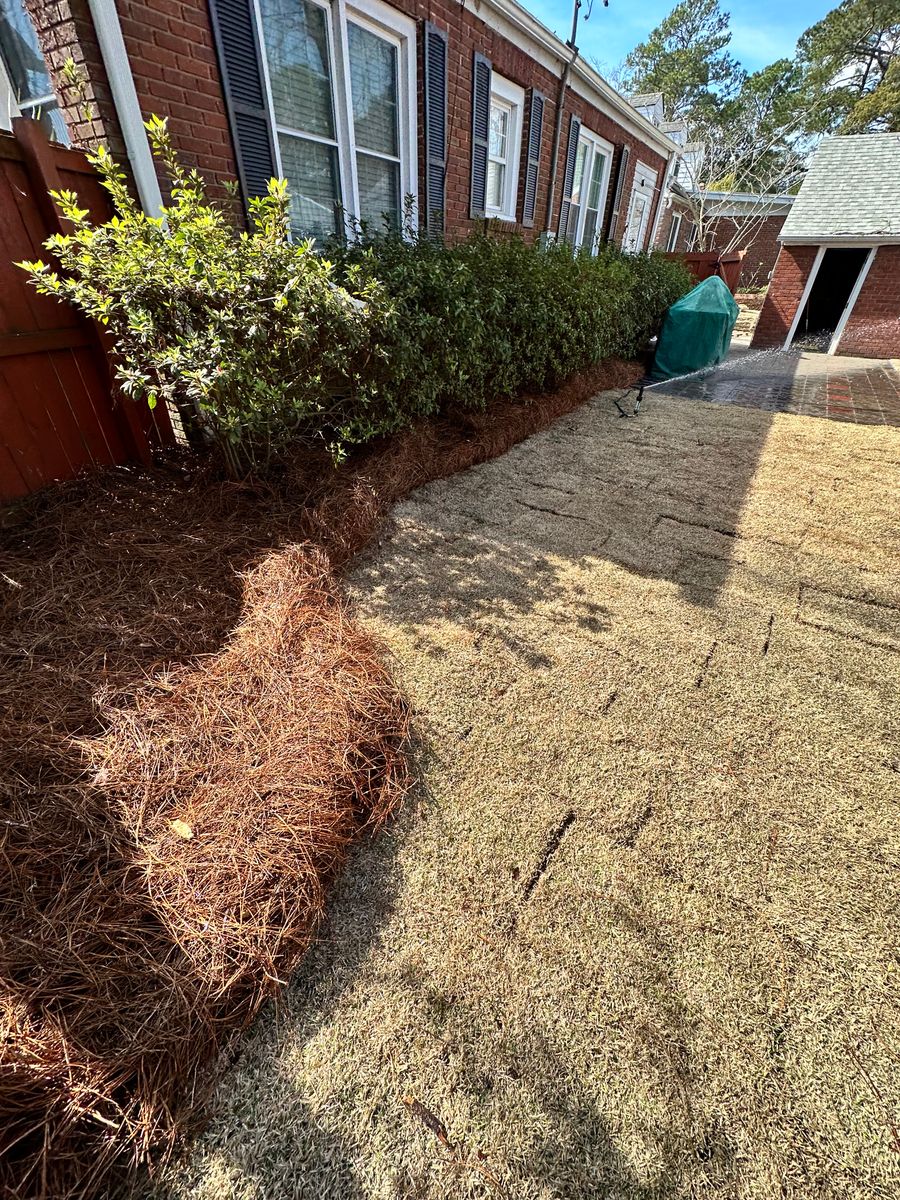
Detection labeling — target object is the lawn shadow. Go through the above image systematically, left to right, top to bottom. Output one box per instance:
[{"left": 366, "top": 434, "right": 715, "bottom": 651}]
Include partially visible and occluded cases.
[
  {"left": 352, "top": 379, "right": 794, "bottom": 632},
  {"left": 146, "top": 770, "right": 742, "bottom": 1199}
]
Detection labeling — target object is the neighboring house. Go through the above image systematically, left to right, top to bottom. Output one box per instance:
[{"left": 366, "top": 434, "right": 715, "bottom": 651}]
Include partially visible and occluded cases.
[
  {"left": 7, "top": 0, "right": 678, "bottom": 252},
  {"left": 635, "top": 96, "right": 792, "bottom": 288},
  {"left": 753, "top": 134, "right": 900, "bottom": 359},
  {"left": 654, "top": 178, "right": 695, "bottom": 254},
  {"left": 695, "top": 191, "right": 794, "bottom": 289}
]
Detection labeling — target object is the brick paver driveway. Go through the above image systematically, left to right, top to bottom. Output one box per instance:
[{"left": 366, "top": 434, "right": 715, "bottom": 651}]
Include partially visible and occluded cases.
[{"left": 652, "top": 346, "right": 900, "bottom": 426}]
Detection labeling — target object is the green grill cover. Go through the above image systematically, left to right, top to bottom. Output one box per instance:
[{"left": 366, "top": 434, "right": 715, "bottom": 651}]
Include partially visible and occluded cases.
[{"left": 651, "top": 275, "right": 740, "bottom": 382}]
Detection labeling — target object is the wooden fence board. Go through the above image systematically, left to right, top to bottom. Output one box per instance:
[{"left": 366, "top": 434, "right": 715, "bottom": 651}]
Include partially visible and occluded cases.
[{"left": 0, "top": 120, "right": 171, "bottom": 502}]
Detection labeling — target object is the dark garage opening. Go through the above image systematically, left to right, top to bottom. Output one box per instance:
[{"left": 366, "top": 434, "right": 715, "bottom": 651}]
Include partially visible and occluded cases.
[{"left": 792, "top": 247, "right": 870, "bottom": 350}]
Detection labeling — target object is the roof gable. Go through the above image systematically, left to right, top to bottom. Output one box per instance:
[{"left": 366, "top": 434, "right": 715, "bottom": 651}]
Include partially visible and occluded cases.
[{"left": 780, "top": 134, "right": 900, "bottom": 241}]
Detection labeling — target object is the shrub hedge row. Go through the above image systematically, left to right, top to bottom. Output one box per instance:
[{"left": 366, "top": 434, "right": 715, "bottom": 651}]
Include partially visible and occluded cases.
[{"left": 21, "top": 119, "right": 690, "bottom": 475}]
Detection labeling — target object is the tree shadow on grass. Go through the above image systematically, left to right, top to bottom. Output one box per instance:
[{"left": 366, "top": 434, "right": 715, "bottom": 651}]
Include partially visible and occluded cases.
[
  {"left": 352, "top": 389, "right": 784, "bottom": 638},
  {"left": 145, "top": 771, "right": 741, "bottom": 1200}
]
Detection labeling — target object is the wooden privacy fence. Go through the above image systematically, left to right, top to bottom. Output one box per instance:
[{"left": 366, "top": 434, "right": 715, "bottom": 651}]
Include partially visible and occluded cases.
[
  {"left": 0, "top": 119, "right": 172, "bottom": 503},
  {"left": 662, "top": 249, "right": 746, "bottom": 295}
]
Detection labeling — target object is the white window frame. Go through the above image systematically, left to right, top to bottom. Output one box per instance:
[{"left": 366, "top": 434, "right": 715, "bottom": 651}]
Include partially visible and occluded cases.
[
  {"left": 253, "top": 0, "right": 418, "bottom": 240},
  {"left": 0, "top": 53, "right": 18, "bottom": 132},
  {"left": 484, "top": 73, "right": 524, "bottom": 223},
  {"left": 568, "top": 126, "right": 613, "bottom": 255},
  {"left": 623, "top": 161, "right": 657, "bottom": 253},
  {"left": 666, "top": 211, "right": 682, "bottom": 252}
]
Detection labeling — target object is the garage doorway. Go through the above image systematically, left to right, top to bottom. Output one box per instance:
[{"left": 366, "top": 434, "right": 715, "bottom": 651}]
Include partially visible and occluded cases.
[{"left": 790, "top": 247, "right": 873, "bottom": 351}]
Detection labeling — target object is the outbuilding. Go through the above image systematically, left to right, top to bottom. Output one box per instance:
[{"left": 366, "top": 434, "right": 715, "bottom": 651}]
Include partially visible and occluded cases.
[{"left": 752, "top": 134, "right": 900, "bottom": 358}]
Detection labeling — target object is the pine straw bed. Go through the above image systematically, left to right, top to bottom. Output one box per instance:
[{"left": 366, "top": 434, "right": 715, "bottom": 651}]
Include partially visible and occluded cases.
[
  {"left": 0, "top": 360, "right": 640, "bottom": 1200},
  {"left": 152, "top": 387, "right": 900, "bottom": 1200}
]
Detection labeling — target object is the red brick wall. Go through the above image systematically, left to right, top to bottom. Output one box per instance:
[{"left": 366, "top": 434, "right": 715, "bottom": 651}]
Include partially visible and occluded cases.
[
  {"left": 23, "top": 0, "right": 126, "bottom": 155},
  {"left": 25, "top": 0, "right": 237, "bottom": 202},
  {"left": 28, "top": 0, "right": 668, "bottom": 241},
  {"left": 116, "top": 0, "right": 238, "bottom": 202},
  {"left": 386, "top": 0, "right": 668, "bottom": 243},
  {"left": 654, "top": 196, "right": 693, "bottom": 252},
  {"left": 706, "top": 214, "right": 786, "bottom": 290},
  {"left": 751, "top": 245, "right": 819, "bottom": 349},
  {"left": 836, "top": 245, "right": 900, "bottom": 359}
]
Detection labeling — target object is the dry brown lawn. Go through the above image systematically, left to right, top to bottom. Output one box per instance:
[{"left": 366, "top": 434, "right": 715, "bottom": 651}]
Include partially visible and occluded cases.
[{"left": 154, "top": 391, "right": 900, "bottom": 1200}]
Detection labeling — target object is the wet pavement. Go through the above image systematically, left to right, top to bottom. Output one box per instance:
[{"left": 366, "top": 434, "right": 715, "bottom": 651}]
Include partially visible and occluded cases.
[{"left": 653, "top": 346, "right": 900, "bottom": 427}]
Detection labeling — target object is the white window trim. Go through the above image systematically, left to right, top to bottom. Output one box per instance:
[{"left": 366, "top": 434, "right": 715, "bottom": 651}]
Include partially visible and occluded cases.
[
  {"left": 253, "top": 0, "right": 418, "bottom": 240},
  {"left": 0, "top": 53, "right": 19, "bottom": 131},
  {"left": 485, "top": 72, "right": 524, "bottom": 223},
  {"left": 569, "top": 126, "right": 613, "bottom": 255},
  {"left": 624, "top": 161, "right": 657, "bottom": 253},
  {"left": 666, "top": 211, "right": 682, "bottom": 252}
]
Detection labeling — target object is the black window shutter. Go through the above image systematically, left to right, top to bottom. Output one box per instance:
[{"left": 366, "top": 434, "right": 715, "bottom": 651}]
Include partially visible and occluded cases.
[
  {"left": 208, "top": 0, "right": 277, "bottom": 219},
  {"left": 423, "top": 22, "right": 448, "bottom": 234},
  {"left": 470, "top": 52, "right": 492, "bottom": 218},
  {"left": 521, "top": 88, "right": 544, "bottom": 228},
  {"left": 556, "top": 113, "right": 581, "bottom": 239},
  {"left": 605, "top": 144, "right": 630, "bottom": 244}
]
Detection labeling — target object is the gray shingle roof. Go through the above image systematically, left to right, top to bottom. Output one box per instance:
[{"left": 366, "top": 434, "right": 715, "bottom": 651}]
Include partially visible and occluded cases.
[{"left": 780, "top": 134, "right": 900, "bottom": 241}]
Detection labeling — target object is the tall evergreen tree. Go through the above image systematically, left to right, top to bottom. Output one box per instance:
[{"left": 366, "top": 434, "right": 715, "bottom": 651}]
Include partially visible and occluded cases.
[
  {"left": 619, "top": 0, "right": 744, "bottom": 119},
  {"left": 798, "top": 0, "right": 900, "bottom": 132}
]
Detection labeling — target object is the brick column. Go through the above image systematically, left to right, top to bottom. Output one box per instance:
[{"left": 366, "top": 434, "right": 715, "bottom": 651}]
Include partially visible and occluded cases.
[
  {"left": 23, "top": 0, "right": 126, "bottom": 155},
  {"left": 751, "top": 245, "right": 819, "bottom": 349}
]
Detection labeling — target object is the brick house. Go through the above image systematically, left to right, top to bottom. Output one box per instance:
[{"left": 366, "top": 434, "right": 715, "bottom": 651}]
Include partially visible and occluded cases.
[
  {"left": 0, "top": 0, "right": 679, "bottom": 251},
  {"left": 630, "top": 99, "right": 792, "bottom": 288},
  {"left": 753, "top": 134, "right": 900, "bottom": 359},
  {"left": 653, "top": 179, "right": 694, "bottom": 254},
  {"left": 693, "top": 192, "right": 793, "bottom": 290}
]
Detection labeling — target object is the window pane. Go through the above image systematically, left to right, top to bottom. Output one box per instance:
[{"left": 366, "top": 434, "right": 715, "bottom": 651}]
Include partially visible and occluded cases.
[
  {"left": 0, "top": 0, "right": 53, "bottom": 101},
  {"left": 259, "top": 0, "right": 335, "bottom": 139},
  {"left": 348, "top": 22, "right": 398, "bottom": 157},
  {"left": 489, "top": 105, "right": 508, "bottom": 158},
  {"left": 279, "top": 134, "right": 340, "bottom": 239},
  {"left": 570, "top": 141, "right": 588, "bottom": 206},
  {"left": 356, "top": 151, "right": 400, "bottom": 229},
  {"left": 587, "top": 152, "right": 606, "bottom": 208},
  {"left": 486, "top": 159, "right": 505, "bottom": 209},
  {"left": 564, "top": 202, "right": 581, "bottom": 245},
  {"left": 582, "top": 207, "right": 599, "bottom": 252}
]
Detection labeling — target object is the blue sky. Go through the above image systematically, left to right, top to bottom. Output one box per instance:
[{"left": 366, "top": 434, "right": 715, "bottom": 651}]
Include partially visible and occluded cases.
[{"left": 523, "top": 0, "right": 833, "bottom": 76}]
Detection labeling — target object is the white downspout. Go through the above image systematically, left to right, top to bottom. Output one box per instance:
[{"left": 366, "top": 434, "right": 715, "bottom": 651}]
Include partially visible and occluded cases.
[{"left": 86, "top": 0, "right": 164, "bottom": 216}]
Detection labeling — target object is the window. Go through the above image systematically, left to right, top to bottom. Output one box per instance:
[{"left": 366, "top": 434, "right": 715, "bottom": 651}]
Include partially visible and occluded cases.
[
  {"left": 0, "top": 0, "right": 68, "bottom": 142},
  {"left": 255, "top": 0, "right": 416, "bottom": 240},
  {"left": 484, "top": 74, "right": 523, "bottom": 222},
  {"left": 563, "top": 127, "right": 612, "bottom": 254},
  {"left": 665, "top": 212, "right": 682, "bottom": 252}
]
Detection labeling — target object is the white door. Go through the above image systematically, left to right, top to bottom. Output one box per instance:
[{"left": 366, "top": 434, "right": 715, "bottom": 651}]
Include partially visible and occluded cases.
[{"left": 623, "top": 163, "right": 657, "bottom": 252}]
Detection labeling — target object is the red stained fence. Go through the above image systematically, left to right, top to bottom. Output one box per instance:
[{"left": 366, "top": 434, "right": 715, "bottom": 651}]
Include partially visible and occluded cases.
[
  {"left": 0, "top": 119, "right": 172, "bottom": 503},
  {"left": 662, "top": 250, "right": 745, "bottom": 295}
]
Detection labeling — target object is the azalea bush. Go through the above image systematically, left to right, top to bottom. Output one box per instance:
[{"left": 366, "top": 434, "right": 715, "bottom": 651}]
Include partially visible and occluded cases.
[
  {"left": 19, "top": 117, "right": 392, "bottom": 474},
  {"left": 20, "top": 117, "right": 690, "bottom": 476}
]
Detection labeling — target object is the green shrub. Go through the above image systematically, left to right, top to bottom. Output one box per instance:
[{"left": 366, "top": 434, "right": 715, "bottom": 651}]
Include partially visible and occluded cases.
[
  {"left": 19, "top": 117, "right": 392, "bottom": 474},
  {"left": 20, "top": 119, "right": 690, "bottom": 476},
  {"left": 332, "top": 231, "right": 690, "bottom": 425}
]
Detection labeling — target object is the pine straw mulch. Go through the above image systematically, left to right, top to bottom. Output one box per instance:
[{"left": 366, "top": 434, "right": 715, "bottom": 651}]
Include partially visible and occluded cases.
[{"left": 0, "top": 359, "right": 640, "bottom": 1200}]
